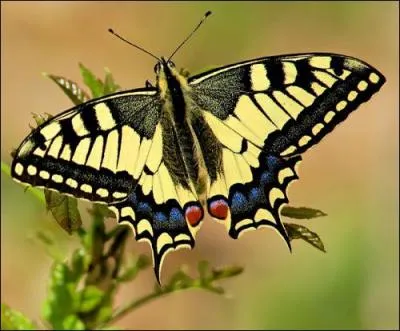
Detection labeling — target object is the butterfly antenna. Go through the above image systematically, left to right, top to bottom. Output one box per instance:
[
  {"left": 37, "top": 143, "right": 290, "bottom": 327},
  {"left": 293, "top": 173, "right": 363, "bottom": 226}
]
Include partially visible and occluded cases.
[
  {"left": 168, "top": 10, "right": 212, "bottom": 61},
  {"left": 108, "top": 28, "right": 161, "bottom": 61}
]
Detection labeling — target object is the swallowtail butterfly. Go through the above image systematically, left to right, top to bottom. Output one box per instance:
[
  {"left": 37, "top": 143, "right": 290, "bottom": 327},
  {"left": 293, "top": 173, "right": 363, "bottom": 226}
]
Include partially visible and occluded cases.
[{"left": 11, "top": 12, "right": 385, "bottom": 282}]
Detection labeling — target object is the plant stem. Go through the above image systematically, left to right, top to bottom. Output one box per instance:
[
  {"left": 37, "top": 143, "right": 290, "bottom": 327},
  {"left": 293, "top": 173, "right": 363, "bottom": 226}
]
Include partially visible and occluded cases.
[{"left": 102, "top": 284, "right": 217, "bottom": 327}]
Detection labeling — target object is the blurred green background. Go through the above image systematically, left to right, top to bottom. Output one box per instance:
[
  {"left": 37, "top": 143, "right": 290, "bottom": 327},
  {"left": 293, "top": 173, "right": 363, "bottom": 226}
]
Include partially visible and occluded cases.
[{"left": 1, "top": 1, "right": 398, "bottom": 329}]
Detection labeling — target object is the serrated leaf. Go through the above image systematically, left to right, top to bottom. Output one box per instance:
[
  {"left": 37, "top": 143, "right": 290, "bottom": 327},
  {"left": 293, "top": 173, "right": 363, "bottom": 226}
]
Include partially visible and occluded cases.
[
  {"left": 79, "top": 63, "right": 104, "bottom": 98},
  {"left": 103, "top": 68, "right": 121, "bottom": 95},
  {"left": 44, "top": 73, "right": 89, "bottom": 106},
  {"left": 44, "top": 191, "right": 82, "bottom": 234},
  {"left": 281, "top": 206, "right": 327, "bottom": 219},
  {"left": 284, "top": 222, "right": 326, "bottom": 252},
  {"left": 78, "top": 286, "right": 105, "bottom": 313},
  {"left": 1, "top": 303, "right": 36, "bottom": 330},
  {"left": 61, "top": 314, "right": 85, "bottom": 330}
]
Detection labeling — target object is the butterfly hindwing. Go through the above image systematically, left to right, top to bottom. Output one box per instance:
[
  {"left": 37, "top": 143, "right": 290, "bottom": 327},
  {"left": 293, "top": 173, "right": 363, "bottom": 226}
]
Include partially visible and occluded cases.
[
  {"left": 190, "top": 53, "right": 385, "bottom": 239},
  {"left": 11, "top": 89, "right": 161, "bottom": 203},
  {"left": 192, "top": 112, "right": 302, "bottom": 240},
  {"left": 109, "top": 115, "right": 204, "bottom": 282},
  {"left": 225, "top": 153, "right": 301, "bottom": 241},
  {"left": 109, "top": 178, "right": 202, "bottom": 283}
]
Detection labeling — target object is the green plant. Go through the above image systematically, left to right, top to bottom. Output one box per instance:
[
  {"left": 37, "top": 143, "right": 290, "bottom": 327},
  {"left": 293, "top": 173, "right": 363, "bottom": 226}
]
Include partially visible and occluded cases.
[{"left": 1, "top": 64, "right": 327, "bottom": 330}]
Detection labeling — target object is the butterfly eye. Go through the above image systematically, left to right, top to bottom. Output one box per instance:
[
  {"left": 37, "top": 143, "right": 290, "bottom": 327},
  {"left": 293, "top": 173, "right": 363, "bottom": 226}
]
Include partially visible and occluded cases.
[
  {"left": 167, "top": 61, "right": 175, "bottom": 68},
  {"left": 154, "top": 63, "right": 161, "bottom": 74}
]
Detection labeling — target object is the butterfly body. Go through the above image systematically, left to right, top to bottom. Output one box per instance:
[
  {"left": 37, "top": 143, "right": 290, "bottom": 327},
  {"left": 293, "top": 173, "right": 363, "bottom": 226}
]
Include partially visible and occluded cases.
[{"left": 11, "top": 52, "right": 385, "bottom": 282}]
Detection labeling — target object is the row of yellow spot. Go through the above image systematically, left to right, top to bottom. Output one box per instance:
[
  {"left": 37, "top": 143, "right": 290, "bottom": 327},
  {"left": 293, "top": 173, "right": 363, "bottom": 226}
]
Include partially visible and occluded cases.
[
  {"left": 280, "top": 72, "right": 380, "bottom": 157},
  {"left": 13, "top": 162, "right": 127, "bottom": 200}
]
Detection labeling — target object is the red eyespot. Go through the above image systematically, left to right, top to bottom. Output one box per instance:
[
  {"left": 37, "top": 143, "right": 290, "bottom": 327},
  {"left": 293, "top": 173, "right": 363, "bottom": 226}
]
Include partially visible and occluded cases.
[
  {"left": 209, "top": 199, "right": 229, "bottom": 220},
  {"left": 185, "top": 205, "right": 203, "bottom": 227}
]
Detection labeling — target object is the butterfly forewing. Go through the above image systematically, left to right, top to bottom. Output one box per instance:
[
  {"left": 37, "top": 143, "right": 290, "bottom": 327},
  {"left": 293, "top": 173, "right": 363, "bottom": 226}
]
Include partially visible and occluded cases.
[
  {"left": 190, "top": 53, "right": 385, "bottom": 157},
  {"left": 12, "top": 89, "right": 161, "bottom": 203}
]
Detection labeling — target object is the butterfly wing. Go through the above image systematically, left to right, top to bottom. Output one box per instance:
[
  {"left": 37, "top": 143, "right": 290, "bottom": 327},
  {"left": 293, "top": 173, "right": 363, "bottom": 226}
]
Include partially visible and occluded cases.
[
  {"left": 189, "top": 53, "right": 385, "bottom": 241},
  {"left": 12, "top": 87, "right": 204, "bottom": 281},
  {"left": 12, "top": 88, "right": 162, "bottom": 203},
  {"left": 109, "top": 114, "right": 204, "bottom": 283}
]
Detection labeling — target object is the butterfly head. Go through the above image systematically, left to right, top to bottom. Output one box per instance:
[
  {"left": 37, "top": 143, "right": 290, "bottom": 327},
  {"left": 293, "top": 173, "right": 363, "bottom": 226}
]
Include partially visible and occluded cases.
[
  {"left": 154, "top": 57, "right": 176, "bottom": 74},
  {"left": 155, "top": 57, "right": 188, "bottom": 96}
]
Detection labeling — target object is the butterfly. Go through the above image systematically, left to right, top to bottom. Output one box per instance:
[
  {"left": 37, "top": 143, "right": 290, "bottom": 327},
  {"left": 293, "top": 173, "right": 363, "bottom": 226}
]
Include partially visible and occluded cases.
[{"left": 11, "top": 12, "right": 385, "bottom": 283}]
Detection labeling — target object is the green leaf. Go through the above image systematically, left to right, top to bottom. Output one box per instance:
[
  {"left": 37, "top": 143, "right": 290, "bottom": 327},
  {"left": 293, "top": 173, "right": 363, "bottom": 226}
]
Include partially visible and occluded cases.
[
  {"left": 79, "top": 63, "right": 104, "bottom": 98},
  {"left": 103, "top": 68, "right": 121, "bottom": 95},
  {"left": 44, "top": 73, "right": 89, "bottom": 106},
  {"left": 31, "top": 112, "right": 53, "bottom": 126},
  {"left": 44, "top": 191, "right": 82, "bottom": 234},
  {"left": 89, "top": 204, "right": 116, "bottom": 219},
  {"left": 281, "top": 206, "right": 327, "bottom": 219},
  {"left": 284, "top": 222, "right": 326, "bottom": 252},
  {"left": 70, "top": 248, "right": 86, "bottom": 282},
  {"left": 197, "top": 260, "right": 210, "bottom": 280},
  {"left": 50, "top": 261, "right": 73, "bottom": 285},
  {"left": 42, "top": 263, "right": 80, "bottom": 329},
  {"left": 211, "top": 265, "right": 244, "bottom": 280},
  {"left": 78, "top": 286, "right": 105, "bottom": 313},
  {"left": 90, "top": 295, "right": 113, "bottom": 325},
  {"left": 1, "top": 303, "right": 36, "bottom": 330},
  {"left": 61, "top": 314, "right": 85, "bottom": 330}
]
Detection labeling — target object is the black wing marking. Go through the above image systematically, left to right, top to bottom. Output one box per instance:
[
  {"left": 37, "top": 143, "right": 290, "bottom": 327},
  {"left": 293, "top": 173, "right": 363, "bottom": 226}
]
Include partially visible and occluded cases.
[
  {"left": 190, "top": 53, "right": 385, "bottom": 157},
  {"left": 11, "top": 88, "right": 162, "bottom": 203},
  {"left": 225, "top": 153, "right": 301, "bottom": 242}
]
